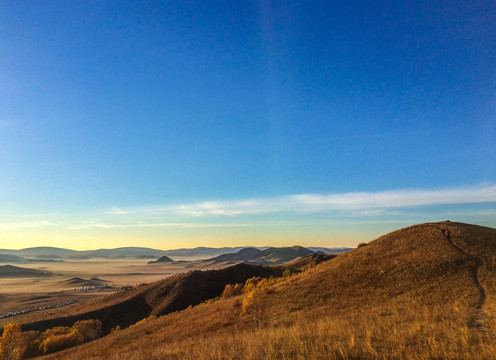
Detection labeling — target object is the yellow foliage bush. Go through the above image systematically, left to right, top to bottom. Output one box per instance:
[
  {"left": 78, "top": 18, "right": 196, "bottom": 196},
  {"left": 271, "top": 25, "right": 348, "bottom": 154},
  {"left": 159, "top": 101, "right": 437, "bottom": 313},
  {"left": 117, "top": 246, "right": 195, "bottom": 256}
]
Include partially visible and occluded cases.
[
  {"left": 242, "top": 276, "right": 263, "bottom": 293},
  {"left": 243, "top": 276, "right": 276, "bottom": 294},
  {"left": 240, "top": 277, "right": 277, "bottom": 328},
  {"left": 221, "top": 283, "right": 243, "bottom": 298},
  {"left": 242, "top": 288, "right": 267, "bottom": 328},
  {"left": 130, "top": 315, "right": 157, "bottom": 328},
  {"left": 0, "top": 319, "right": 104, "bottom": 359},
  {"left": 0, "top": 323, "right": 25, "bottom": 360},
  {"left": 39, "top": 326, "right": 71, "bottom": 340},
  {"left": 40, "top": 329, "right": 84, "bottom": 355}
]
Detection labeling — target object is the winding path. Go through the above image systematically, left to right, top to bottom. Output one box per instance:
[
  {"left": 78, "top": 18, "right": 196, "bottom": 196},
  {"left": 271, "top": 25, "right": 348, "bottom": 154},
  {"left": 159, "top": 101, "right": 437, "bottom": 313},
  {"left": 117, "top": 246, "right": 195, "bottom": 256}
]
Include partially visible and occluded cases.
[{"left": 443, "top": 230, "right": 486, "bottom": 329}]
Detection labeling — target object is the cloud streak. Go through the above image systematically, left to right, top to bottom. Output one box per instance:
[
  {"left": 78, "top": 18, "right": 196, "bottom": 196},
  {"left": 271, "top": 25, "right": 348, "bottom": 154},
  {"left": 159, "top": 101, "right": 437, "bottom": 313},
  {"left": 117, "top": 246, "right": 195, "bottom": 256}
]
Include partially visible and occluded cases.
[
  {"left": 111, "top": 183, "right": 496, "bottom": 218},
  {"left": 3, "top": 184, "right": 494, "bottom": 231},
  {"left": 0, "top": 220, "right": 54, "bottom": 231},
  {"left": 65, "top": 222, "right": 267, "bottom": 230}
]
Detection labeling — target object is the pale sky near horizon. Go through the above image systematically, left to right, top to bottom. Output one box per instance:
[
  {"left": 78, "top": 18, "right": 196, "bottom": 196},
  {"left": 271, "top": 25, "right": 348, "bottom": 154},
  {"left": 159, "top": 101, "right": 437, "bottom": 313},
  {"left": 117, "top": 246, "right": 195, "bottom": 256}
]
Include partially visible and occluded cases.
[{"left": 1, "top": 1, "right": 495, "bottom": 250}]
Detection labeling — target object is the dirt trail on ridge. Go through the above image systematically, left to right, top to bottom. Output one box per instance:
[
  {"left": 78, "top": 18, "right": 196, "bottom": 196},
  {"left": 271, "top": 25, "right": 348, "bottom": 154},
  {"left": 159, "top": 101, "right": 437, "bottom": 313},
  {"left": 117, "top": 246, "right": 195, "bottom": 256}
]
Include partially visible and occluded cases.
[{"left": 443, "top": 228, "right": 486, "bottom": 329}]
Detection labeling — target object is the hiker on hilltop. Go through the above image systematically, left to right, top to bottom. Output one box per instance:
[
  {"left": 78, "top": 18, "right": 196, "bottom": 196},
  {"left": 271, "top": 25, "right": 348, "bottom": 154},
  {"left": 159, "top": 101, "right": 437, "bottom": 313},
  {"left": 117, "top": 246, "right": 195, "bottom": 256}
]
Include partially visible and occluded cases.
[{"left": 442, "top": 229, "right": 450, "bottom": 239}]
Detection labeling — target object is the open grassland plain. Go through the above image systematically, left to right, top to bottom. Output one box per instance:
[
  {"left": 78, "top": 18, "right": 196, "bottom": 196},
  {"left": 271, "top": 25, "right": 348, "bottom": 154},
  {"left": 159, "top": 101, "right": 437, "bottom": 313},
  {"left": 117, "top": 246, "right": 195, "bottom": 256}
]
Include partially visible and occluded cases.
[
  {"left": 2, "top": 222, "right": 496, "bottom": 359},
  {"left": 0, "top": 259, "right": 227, "bottom": 329}
]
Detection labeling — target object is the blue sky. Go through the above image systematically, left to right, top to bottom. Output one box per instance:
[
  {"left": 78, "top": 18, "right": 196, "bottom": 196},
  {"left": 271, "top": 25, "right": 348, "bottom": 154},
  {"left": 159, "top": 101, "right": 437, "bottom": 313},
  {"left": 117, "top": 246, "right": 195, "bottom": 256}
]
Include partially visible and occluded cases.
[{"left": 1, "top": 1, "right": 495, "bottom": 250}]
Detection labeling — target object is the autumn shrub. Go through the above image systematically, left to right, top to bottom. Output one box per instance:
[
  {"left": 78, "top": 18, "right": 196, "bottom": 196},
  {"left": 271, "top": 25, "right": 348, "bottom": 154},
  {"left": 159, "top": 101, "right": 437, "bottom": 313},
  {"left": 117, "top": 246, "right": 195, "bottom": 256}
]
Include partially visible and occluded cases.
[
  {"left": 282, "top": 268, "right": 292, "bottom": 277},
  {"left": 242, "top": 276, "right": 263, "bottom": 293},
  {"left": 241, "top": 277, "right": 277, "bottom": 328},
  {"left": 221, "top": 283, "right": 243, "bottom": 298},
  {"left": 242, "top": 288, "right": 267, "bottom": 328},
  {"left": 130, "top": 316, "right": 156, "bottom": 328},
  {"left": 0, "top": 319, "right": 105, "bottom": 359},
  {"left": 72, "top": 319, "right": 103, "bottom": 342},
  {"left": 0, "top": 323, "right": 25, "bottom": 360},
  {"left": 39, "top": 326, "right": 71, "bottom": 340},
  {"left": 40, "top": 329, "right": 84, "bottom": 355},
  {"left": 21, "top": 331, "right": 41, "bottom": 359}
]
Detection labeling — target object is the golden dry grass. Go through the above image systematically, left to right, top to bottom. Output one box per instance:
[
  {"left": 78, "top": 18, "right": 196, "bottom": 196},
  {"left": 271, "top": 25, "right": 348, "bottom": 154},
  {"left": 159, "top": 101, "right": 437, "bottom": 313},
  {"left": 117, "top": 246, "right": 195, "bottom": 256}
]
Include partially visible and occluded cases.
[
  {"left": 31, "top": 222, "right": 496, "bottom": 359},
  {"left": 44, "top": 292, "right": 496, "bottom": 360},
  {"left": 99, "top": 304, "right": 495, "bottom": 360}
]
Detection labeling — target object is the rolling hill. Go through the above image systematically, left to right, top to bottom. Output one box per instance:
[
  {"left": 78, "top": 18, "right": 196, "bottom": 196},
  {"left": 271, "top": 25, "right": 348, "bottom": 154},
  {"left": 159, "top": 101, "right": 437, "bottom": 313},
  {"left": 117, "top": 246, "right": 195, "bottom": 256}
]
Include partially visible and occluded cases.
[
  {"left": 37, "top": 221, "right": 496, "bottom": 359},
  {"left": 205, "top": 245, "right": 315, "bottom": 265},
  {"left": 162, "top": 246, "right": 268, "bottom": 258},
  {"left": 307, "top": 246, "right": 352, "bottom": 254},
  {"left": 0, "top": 247, "right": 80, "bottom": 258},
  {"left": 82, "top": 247, "right": 168, "bottom": 259},
  {"left": 0, "top": 254, "right": 28, "bottom": 263},
  {"left": 147, "top": 255, "right": 174, "bottom": 264},
  {"left": 0, "top": 265, "right": 52, "bottom": 278},
  {"left": 62, "top": 278, "right": 109, "bottom": 287}
]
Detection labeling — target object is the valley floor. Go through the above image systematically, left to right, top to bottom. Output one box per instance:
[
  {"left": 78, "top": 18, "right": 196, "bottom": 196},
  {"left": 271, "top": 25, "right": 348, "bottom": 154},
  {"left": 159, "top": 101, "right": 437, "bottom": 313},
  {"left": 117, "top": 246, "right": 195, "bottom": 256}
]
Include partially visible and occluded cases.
[{"left": 0, "top": 258, "right": 227, "bottom": 328}]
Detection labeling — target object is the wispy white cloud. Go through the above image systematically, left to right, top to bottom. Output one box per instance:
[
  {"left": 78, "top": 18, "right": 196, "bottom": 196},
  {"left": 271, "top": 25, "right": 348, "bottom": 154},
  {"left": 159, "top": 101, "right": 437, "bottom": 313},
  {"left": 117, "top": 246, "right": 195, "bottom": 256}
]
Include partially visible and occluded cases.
[
  {"left": 110, "top": 183, "right": 496, "bottom": 218},
  {"left": 3, "top": 184, "right": 495, "bottom": 232},
  {"left": 287, "top": 184, "right": 496, "bottom": 212},
  {"left": 109, "top": 206, "right": 131, "bottom": 215},
  {"left": 0, "top": 220, "right": 54, "bottom": 230},
  {"left": 66, "top": 222, "right": 279, "bottom": 230}
]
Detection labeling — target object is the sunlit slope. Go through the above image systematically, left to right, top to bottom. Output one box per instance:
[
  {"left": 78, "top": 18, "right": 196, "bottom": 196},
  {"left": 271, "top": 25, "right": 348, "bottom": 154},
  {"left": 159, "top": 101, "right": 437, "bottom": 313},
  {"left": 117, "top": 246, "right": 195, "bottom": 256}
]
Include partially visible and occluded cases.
[
  {"left": 268, "top": 221, "right": 494, "bottom": 319},
  {"left": 43, "top": 222, "right": 496, "bottom": 359},
  {"left": 282, "top": 253, "right": 337, "bottom": 270},
  {"left": 21, "top": 263, "right": 283, "bottom": 333}
]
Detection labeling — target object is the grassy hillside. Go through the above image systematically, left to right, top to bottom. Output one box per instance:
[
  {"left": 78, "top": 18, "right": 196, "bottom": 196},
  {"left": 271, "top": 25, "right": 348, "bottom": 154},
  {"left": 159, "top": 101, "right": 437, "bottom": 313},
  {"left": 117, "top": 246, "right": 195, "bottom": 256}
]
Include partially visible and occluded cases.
[
  {"left": 10, "top": 221, "right": 496, "bottom": 359},
  {"left": 19, "top": 263, "right": 283, "bottom": 334}
]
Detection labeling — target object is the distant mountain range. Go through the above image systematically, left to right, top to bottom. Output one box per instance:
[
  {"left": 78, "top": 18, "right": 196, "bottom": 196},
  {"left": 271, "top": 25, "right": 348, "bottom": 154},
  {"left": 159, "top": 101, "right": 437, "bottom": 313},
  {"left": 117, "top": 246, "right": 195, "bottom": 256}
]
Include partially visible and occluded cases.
[
  {"left": 0, "top": 245, "right": 352, "bottom": 262},
  {"left": 143, "top": 246, "right": 349, "bottom": 266},
  {"left": 163, "top": 246, "right": 263, "bottom": 258},
  {"left": 202, "top": 246, "right": 315, "bottom": 265},
  {"left": 0, "top": 247, "right": 169, "bottom": 261},
  {"left": 307, "top": 247, "right": 351, "bottom": 254},
  {"left": 0, "top": 253, "right": 63, "bottom": 264}
]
